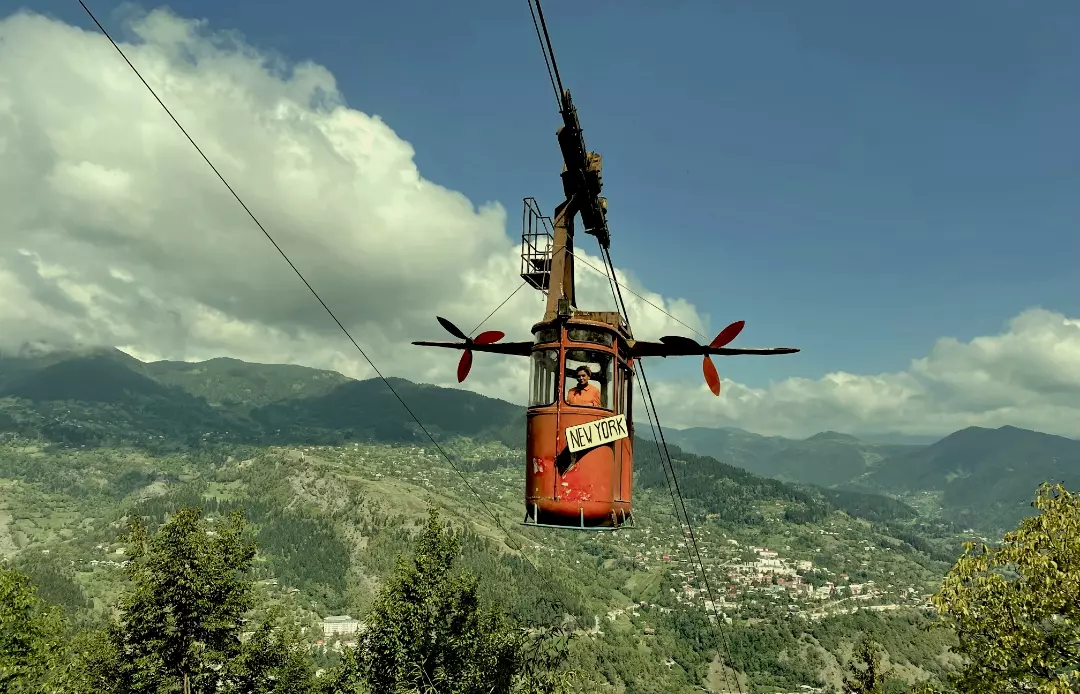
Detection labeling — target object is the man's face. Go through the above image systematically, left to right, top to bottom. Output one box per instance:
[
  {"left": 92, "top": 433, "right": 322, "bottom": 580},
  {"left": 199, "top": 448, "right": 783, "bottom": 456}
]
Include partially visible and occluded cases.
[{"left": 576, "top": 370, "right": 589, "bottom": 386}]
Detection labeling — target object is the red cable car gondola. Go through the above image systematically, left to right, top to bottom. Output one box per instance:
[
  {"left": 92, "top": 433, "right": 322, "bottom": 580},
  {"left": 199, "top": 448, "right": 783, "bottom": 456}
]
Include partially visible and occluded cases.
[{"left": 413, "top": 90, "right": 799, "bottom": 530}]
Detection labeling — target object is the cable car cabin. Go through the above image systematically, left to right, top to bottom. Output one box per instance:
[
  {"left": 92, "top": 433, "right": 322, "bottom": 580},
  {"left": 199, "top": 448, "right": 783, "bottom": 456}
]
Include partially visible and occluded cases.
[
  {"left": 411, "top": 90, "right": 801, "bottom": 531},
  {"left": 525, "top": 316, "right": 634, "bottom": 530}
]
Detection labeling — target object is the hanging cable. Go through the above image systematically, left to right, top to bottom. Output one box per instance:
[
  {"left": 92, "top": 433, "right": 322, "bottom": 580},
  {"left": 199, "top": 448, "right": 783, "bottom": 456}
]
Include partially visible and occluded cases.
[
  {"left": 78, "top": 0, "right": 549, "bottom": 574},
  {"left": 527, "top": 0, "right": 562, "bottom": 110},
  {"left": 531, "top": 0, "right": 565, "bottom": 100},
  {"left": 603, "top": 237, "right": 745, "bottom": 691},
  {"left": 561, "top": 245, "right": 707, "bottom": 340},
  {"left": 469, "top": 280, "right": 528, "bottom": 336},
  {"left": 637, "top": 361, "right": 745, "bottom": 693},
  {"left": 636, "top": 371, "right": 734, "bottom": 655}
]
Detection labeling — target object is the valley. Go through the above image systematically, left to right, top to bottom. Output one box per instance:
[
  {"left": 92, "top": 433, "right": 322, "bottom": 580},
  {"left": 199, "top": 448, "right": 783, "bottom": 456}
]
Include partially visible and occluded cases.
[{"left": 0, "top": 347, "right": 1066, "bottom": 692}]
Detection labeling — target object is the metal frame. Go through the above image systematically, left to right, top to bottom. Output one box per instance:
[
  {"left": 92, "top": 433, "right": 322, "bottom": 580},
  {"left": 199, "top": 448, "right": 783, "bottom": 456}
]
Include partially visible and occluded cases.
[
  {"left": 520, "top": 197, "right": 554, "bottom": 293},
  {"left": 521, "top": 502, "right": 634, "bottom": 531}
]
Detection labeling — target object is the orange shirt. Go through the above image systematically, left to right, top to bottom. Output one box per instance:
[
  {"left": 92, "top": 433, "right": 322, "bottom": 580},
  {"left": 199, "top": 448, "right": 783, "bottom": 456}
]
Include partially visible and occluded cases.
[{"left": 567, "top": 383, "right": 602, "bottom": 407}]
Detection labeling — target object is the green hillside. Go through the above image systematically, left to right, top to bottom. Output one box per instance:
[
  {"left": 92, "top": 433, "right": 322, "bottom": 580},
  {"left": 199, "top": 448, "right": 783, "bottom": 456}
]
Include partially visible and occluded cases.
[
  {"left": 0, "top": 348, "right": 974, "bottom": 692},
  {"left": 144, "top": 357, "right": 352, "bottom": 408},
  {"left": 664, "top": 422, "right": 1078, "bottom": 534},
  {"left": 856, "top": 424, "right": 1080, "bottom": 532},
  {"left": 663, "top": 427, "right": 920, "bottom": 489}
]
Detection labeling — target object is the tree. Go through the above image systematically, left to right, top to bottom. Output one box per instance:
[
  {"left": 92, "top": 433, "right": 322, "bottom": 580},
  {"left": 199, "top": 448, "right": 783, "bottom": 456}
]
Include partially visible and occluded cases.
[
  {"left": 932, "top": 482, "right": 1080, "bottom": 693},
  {"left": 97, "top": 507, "right": 258, "bottom": 693},
  {"left": 330, "top": 508, "right": 576, "bottom": 694},
  {"left": 0, "top": 566, "right": 64, "bottom": 693},
  {"left": 221, "top": 608, "right": 316, "bottom": 694},
  {"left": 49, "top": 627, "right": 126, "bottom": 694},
  {"left": 842, "top": 635, "right": 888, "bottom": 694}
]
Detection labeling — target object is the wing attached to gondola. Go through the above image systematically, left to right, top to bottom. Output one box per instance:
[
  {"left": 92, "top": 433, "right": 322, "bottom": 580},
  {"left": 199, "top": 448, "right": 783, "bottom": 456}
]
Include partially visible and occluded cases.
[
  {"left": 412, "top": 316, "right": 531, "bottom": 382},
  {"left": 629, "top": 321, "right": 799, "bottom": 396},
  {"left": 411, "top": 340, "right": 534, "bottom": 356}
]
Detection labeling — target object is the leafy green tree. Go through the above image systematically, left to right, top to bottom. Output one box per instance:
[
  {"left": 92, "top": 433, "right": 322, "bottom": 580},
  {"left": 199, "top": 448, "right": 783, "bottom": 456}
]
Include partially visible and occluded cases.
[
  {"left": 932, "top": 482, "right": 1080, "bottom": 693},
  {"left": 59, "top": 507, "right": 326, "bottom": 694},
  {"left": 74, "top": 507, "right": 259, "bottom": 693},
  {"left": 329, "top": 508, "right": 576, "bottom": 694},
  {"left": 0, "top": 566, "right": 64, "bottom": 693},
  {"left": 221, "top": 608, "right": 315, "bottom": 694},
  {"left": 49, "top": 627, "right": 126, "bottom": 694},
  {"left": 843, "top": 635, "right": 888, "bottom": 694}
]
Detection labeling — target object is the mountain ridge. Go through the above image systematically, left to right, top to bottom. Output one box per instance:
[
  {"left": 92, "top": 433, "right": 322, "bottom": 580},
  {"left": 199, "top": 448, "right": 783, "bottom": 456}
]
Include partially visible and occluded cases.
[{"left": 0, "top": 347, "right": 1070, "bottom": 531}]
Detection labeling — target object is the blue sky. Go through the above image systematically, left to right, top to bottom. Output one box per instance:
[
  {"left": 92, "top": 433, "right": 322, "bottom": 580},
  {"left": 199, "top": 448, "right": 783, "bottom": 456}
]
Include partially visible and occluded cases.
[{"left": 16, "top": 0, "right": 1080, "bottom": 391}]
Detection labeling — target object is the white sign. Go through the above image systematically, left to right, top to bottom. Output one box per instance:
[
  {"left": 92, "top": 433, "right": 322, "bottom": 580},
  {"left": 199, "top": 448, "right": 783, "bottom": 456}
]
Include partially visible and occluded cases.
[{"left": 566, "top": 414, "right": 629, "bottom": 453}]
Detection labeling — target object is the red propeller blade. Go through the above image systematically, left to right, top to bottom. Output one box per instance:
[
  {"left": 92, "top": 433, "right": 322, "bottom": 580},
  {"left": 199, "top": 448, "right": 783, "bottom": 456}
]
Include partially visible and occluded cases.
[
  {"left": 710, "top": 321, "right": 745, "bottom": 349},
  {"left": 473, "top": 330, "right": 504, "bottom": 345},
  {"left": 457, "top": 350, "right": 474, "bottom": 383},
  {"left": 702, "top": 356, "right": 721, "bottom": 396}
]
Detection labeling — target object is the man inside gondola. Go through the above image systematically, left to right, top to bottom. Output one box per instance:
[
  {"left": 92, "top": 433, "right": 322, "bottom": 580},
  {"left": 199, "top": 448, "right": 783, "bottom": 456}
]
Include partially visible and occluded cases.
[{"left": 567, "top": 365, "right": 602, "bottom": 407}]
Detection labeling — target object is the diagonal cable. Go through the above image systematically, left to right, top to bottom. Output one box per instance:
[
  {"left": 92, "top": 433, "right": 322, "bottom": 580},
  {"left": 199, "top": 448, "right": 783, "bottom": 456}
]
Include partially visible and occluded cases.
[{"left": 78, "top": 0, "right": 540, "bottom": 570}]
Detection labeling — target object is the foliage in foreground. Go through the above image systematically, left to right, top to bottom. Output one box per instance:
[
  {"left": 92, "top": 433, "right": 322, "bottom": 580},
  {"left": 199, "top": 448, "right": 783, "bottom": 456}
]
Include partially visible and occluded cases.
[
  {"left": 2, "top": 482, "right": 1078, "bottom": 693},
  {"left": 932, "top": 482, "right": 1080, "bottom": 693},
  {"left": 842, "top": 483, "right": 1080, "bottom": 694},
  {"left": 0, "top": 505, "right": 574, "bottom": 694},
  {"left": 321, "top": 508, "right": 576, "bottom": 694},
  {"left": 0, "top": 566, "right": 64, "bottom": 693}
]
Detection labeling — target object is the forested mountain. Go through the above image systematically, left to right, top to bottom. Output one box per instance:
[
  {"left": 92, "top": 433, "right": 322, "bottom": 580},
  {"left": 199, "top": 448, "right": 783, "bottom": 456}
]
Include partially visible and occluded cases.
[
  {"left": 0, "top": 346, "right": 983, "bottom": 691},
  {"left": 1, "top": 346, "right": 1069, "bottom": 535},
  {"left": 0, "top": 347, "right": 524, "bottom": 449},
  {"left": 144, "top": 357, "right": 352, "bottom": 408},
  {"left": 663, "top": 421, "right": 1079, "bottom": 533},
  {"left": 854, "top": 424, "right": 1080, "bottom": 531},
  {"left": 662, "top": 427, "right": 920, "bottom": 489}
]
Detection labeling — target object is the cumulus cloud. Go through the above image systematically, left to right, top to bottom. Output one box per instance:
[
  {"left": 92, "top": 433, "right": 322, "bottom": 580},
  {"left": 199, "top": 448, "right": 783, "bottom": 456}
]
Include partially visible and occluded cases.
[
  {"left": 0, "top": 8, "right": 703, "bottom": 405},
  {"left": 2, "top": 9, "right": 1076, "bottom": 443},
  {"left": 647, "top": 308, "right": 1080, "bottom": 440}
]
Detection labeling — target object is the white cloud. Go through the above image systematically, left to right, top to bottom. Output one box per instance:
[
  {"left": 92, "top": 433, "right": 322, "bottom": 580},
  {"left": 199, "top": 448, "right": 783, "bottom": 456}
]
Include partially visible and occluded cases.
[
  {"left": 0, "top": 8, "right": 703, "bottom": 406},
  {"left": 2, "top": 9, "right": 1077, "bottom": 443},
  {"left": 647, "top": 308, "right": 1080, "bottom": 440}
]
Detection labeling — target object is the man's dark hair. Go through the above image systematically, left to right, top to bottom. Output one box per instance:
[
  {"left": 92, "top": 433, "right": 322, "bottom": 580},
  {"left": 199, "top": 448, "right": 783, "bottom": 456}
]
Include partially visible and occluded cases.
[{"left": 576, "top": 365, "right": 591, "bottom": 377}]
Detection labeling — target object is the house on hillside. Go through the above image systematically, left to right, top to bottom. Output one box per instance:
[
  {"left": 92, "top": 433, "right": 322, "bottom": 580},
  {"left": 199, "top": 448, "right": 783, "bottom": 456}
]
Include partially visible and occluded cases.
[{"left": 322, "top": 615, "right": 363, "bottom": 638}]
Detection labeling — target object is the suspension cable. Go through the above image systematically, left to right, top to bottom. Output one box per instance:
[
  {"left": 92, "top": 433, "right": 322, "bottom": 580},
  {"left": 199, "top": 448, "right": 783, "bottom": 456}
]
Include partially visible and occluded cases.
[
  {"left": 79, "top": 0, "right": 545, "bottom": 574},
  {"left": 527, "top": 0, "right": 561, "bottom": 110},
  {"left": 530, "top": 0, "right": 565, "bottom": 100},
  {"left": 604, "top": 238, "right": 745, "bottom": 692},
  {"left": 573, "top": 246, "right": 707, "bottom": 340},
  {"left": 469, "top": 281, "right": 528, "bottom": 336},
  {"left": 637, "top": 361, "right": 745, "bottom": 692}
]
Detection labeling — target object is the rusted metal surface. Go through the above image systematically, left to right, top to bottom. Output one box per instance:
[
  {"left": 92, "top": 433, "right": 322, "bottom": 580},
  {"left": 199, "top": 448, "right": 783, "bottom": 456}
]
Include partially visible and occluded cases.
[{"left": 524, "top": 320, "right": 635, "bottom": 529}]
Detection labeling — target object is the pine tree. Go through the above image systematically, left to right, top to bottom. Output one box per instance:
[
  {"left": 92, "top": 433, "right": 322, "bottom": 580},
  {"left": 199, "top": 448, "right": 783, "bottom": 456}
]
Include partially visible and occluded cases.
[
  {"left": 326, "top": 508, "right": 576, "bottom": 694},
  {"left": 842, "top": 635, "right": 887, "bottom": 694}
]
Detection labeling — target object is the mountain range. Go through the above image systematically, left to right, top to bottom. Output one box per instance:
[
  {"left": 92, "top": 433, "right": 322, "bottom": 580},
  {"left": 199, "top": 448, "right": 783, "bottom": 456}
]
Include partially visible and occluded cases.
[
  {"left": 0, "top": 345, "right": 1073, "bottom": 532},
  {"left": 2, "top": 345, "right": 977, "bottom": 692},
  {"left": 663, "top": 423, "right": 1078, "bottom": 532}
]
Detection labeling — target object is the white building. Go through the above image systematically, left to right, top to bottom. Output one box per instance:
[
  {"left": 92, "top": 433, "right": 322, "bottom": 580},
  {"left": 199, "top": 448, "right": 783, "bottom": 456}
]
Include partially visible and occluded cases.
[{"left": 322, "top": 615, "right": 363, "bottom": 637}]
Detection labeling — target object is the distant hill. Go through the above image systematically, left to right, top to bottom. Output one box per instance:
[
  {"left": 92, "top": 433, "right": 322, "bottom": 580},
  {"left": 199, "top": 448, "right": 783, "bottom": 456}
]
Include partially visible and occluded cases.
[
  {"left": 0, "top": 347, "right": 1068, "bottom": 532},
  {"left": 0, "top": 348, "right": 524, "bottom": 449},
  {"left": 0, "top": 348, "right": 927, "bottom": 526},
  {"left": 0, "top": 348, "right": 259, "bottom": 446},
  {"left": 145, "top": 357, "right": 351, "bottom": 409},
  {"left": 250, "top": 376, "right": 524, "bottom": 445},
  {"left": 659, "top": 422, "right": 1077, "bottom": 532},
  {"left": 857, "top": 425, "right": 1080, "bottom": 531},
  {"left": 662, "top": 426, "right": 920, "bottom": 488}
]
